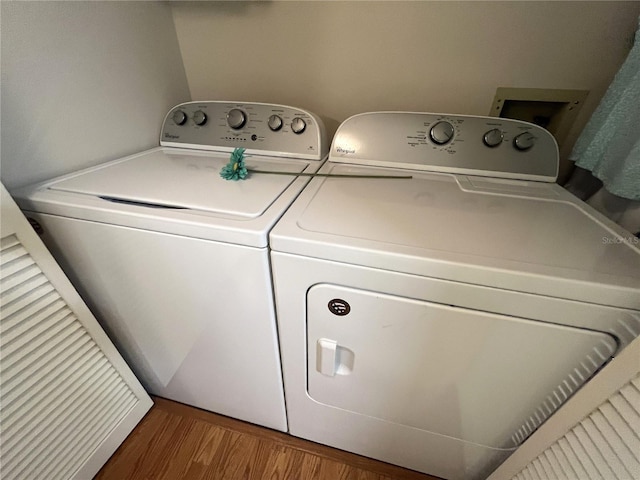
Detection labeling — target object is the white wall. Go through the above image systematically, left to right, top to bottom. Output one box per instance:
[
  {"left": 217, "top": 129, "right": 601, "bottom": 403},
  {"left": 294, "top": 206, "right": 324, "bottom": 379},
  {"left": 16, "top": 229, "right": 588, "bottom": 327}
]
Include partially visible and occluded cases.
[
  {"left": 0, "top": 1, "right": 191, "bottom": 190},
  {"left": 2, "top": 1, "right": 638, "bottom": 188},
  {"left": 171, "top": 1, "right": 640, "bottom": 182}
]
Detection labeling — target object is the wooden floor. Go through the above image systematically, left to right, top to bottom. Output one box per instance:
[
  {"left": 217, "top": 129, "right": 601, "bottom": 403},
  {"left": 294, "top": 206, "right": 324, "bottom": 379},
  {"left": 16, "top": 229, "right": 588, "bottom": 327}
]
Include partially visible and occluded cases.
[{"left": 96, "top": 396, "right": 442, "bottom": 480}]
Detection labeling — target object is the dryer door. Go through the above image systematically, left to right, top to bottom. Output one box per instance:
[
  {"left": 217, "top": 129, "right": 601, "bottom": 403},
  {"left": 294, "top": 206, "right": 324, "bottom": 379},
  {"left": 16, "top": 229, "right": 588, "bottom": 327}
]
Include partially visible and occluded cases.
[{"left": 307, "top": 284, "right": 617, "bottom": 450}]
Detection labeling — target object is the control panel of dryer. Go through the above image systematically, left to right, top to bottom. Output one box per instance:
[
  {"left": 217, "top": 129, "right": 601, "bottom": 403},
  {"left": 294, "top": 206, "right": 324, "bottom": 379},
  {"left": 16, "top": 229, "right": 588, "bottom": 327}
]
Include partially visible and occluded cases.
[
  {"left": 161, "top": 101, "right": 328, "bottom": 160},
  {"left": 330, "top": 112, "right": 559, "bottom": 181}
]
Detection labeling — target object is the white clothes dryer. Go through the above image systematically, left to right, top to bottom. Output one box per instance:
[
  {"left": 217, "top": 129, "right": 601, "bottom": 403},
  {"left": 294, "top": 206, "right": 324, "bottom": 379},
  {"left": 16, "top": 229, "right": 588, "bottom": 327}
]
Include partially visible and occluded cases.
[
  {"left": 12, "top": 101, "right": 328, "bottom": 432},
  {"left": 269, "top": 112, "right": 640, "bottom": 478}
]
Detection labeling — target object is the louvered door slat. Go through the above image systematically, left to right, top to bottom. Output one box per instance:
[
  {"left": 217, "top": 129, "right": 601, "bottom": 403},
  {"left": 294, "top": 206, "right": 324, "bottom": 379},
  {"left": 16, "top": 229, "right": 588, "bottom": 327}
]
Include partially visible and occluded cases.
[
  {"left": 0, "top": 250, "right": 36, "bottom": 279},
  {"left": 1, "top": 264, "right": 44, "bottom": 296},
  {"left": 1, "top": 272, "right": 49, "bottom": 307},
  {"left": 1, "top": 279, "right": 58, "bottom": 315},
  {"left": 1, "top": 281, "right": 55, "bottom": 318},
  {"left": 1, "top": 290, "right": 63, "bottom": 336},
  {"left": 2, "top": 300, "right": 73, "bottom": 358},
  {"left": 2, "top": 320, "right": 86, "bottom": 395},
  {"left": 2, "top": 343, "right": 99, "bottom": 427},
  {"left": 2, "top": 348, "right": 104, "bottom": 443},
  {"left": 3, "top": 356, "right": 113, "bottom": 477},
  {"left": 21, "top": 362, "right": 117, "bottom": 478},
  {"left": 506, "top": 374, "right": 640, "bottom": 480},
  {"left": 33, "top": 379, "right": 132, "bottom": 480},
  {"left": 618, "top": 384, "right": 640, "bottom": 418},
  {"left": 55, "top": 391, "right": 137, "bottom": 480},
  {"left": 56, "top": 393, "right": 137, "bottom": 480},
  {"left": 599, "top": 401, "right": 640, "bottom": 461},
  {"left": 585, "top": 415, "right": 631, "bottom": 478},
  {"left": 575, "top": 422, "right": 616, "bottom": 479},
  {"left": 558, "top": 436, "right": 591, "bottom": 479},
  {"left": 549, "top": 443, "right": 577, "bottom": 478},
  {"left": 542, "top": 450, "right": 561, "bottom": 479},
  {"left": 537, "top": 454, "right": 559, "bottom": 480},
  {"left": 532, "top": 458, "right": 551, "bottom": 480},
  {"left": 523, "top": 466, "right": 536, "bottom": 480}
]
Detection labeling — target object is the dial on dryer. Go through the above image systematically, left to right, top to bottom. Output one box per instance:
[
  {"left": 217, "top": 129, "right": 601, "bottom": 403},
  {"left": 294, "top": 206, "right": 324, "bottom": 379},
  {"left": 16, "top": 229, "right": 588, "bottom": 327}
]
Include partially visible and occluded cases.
[
  {"left": 429, "top": 121, "right": 454, "bottom": 145},
  {"left": 483, "top": 128, "right": 504, "bottom": 148},
  {"left": 514, "top": 132, "right": 536, "bottom": 151}
]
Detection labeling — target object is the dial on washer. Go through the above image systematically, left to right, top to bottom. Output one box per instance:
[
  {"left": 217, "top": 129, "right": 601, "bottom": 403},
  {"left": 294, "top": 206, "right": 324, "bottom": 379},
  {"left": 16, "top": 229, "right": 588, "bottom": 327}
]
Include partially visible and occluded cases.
[
  {"left": 227, "top": 109, "right": 247, "bottom": 129},
  {"left": 172, "top": 110, "right": 187, "bottom": 126},
  {"left": 193, "top": 110, "right": 207, "bottom": 126},
  {"left": 268, "top": 115, "right": 283, "bottom": 131},
  {"left": 291, "top": 117, "right": 307, "bottom": 134}
]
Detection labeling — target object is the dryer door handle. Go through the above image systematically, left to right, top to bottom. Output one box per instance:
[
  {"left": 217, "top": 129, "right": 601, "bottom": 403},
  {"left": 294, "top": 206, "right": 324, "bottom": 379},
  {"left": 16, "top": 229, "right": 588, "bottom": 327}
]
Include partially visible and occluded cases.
[{"left": 316, "top": 338, "right": 354, "bottom": 377}]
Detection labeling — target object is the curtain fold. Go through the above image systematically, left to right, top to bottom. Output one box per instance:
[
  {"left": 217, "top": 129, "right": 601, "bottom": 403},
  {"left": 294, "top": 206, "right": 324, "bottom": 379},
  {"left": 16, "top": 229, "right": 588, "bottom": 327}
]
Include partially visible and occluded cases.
[{"left": 565, "top": 19, "right": 640, "bottom": 235}]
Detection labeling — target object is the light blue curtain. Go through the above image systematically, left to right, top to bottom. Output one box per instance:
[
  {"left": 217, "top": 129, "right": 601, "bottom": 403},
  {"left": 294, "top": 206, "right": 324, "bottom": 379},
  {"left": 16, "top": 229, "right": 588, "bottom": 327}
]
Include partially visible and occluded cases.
[{"left": 569, "top": 19, "right": 640, "bottom": 201}]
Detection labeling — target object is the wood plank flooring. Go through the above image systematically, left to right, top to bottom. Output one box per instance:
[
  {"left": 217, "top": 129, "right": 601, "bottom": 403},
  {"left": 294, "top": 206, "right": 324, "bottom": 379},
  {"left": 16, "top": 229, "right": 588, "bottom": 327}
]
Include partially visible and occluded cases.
[{"left": 96, "top": 396, "right": 442, "bottom": 480}]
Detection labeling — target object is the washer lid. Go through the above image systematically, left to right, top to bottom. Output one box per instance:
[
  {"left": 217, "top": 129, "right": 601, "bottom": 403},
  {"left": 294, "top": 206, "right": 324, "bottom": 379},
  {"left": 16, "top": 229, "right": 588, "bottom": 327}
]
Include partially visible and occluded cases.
[
  {"left": 49, "top": 149, "right": 308, "bottom": 218},
  {"left": 272, "top": 163, "right": 640, "bottom": 307}
]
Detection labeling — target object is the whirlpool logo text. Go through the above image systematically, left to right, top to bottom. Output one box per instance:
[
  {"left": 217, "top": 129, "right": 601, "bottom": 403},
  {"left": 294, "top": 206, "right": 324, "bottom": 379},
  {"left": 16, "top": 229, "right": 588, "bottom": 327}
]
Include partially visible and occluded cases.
[{"left": 336, "top": 146, "right": 356, "bottom": 154}]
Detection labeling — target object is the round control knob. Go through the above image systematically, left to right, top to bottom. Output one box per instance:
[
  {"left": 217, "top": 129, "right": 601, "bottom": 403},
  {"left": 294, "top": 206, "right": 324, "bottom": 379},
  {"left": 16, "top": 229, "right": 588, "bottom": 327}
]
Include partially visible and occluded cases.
[
  {"left": 227, "top": 109, "right": 246, "bottom": 129},
  {"left": 172, "top": 110, "right": 187, "bottom": 126},
  {"left": 193, "top": 110, "right": 207, "bottom": 126},
  {"left": 268, "top": 114, "right": 283, "bottom": 131},
  {"left": 291, "top": 117, "right": 306, "bottom": 134},
  {"left": 429, "top": 121, "right": 454, "bottom": 145},
  {"left": 483, "top": 128, "right": 503, "bottom": 148},
  {"left": 513, "top": 131, "right": 536, "bottom": 151}
]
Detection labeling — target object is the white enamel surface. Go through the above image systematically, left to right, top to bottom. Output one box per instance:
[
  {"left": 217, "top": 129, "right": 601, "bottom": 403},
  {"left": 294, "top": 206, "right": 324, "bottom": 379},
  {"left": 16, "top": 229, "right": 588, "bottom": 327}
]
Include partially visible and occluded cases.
[
  {"left": 12, "top": 147, "right": 323, "bottom": 248},
  {"left": 49, "top": 149, "right": 306, "bottom": 217},
  {"left": 272, "top": 163, "right": 640, "bottom": 308},
  {"left": 296, "top": 165, "right": 640, "bottom": 285},
  {"left": 26, "top": 213, "right": 288, "bottom": 431},
  {"left": 271, "top": 253, "right": 639, "bottom": 480},
  {"left": 307, "top": 284, "right": 615, "bottom": 449}
]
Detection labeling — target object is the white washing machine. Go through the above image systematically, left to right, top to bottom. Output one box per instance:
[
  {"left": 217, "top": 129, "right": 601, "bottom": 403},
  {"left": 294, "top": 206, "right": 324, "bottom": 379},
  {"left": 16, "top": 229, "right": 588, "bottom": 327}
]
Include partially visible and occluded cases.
[
  {"left": 12, "top": 101, "right": 328, "bottom": 432},
  {"left": 269, "top": 112, "right": 640, "bottom": 479}
]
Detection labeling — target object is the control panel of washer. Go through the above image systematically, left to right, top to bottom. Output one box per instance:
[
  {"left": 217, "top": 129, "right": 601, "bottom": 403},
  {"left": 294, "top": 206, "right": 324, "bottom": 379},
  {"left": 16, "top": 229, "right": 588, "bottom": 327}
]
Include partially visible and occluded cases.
[
  {"left": 160, "top": 101, "right": 328, "bottom": 160},
  {"left": 330, "top": 112, "right": 559, "bottom": 181}
]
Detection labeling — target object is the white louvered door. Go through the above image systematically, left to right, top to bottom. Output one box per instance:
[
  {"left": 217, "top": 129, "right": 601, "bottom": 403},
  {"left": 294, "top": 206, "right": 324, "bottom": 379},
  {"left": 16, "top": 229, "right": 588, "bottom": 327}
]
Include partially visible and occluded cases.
[
  {"left": 0, "top": 184, "right": 152, "bottom": 480},
  {"left": 488, "top": 333, "right": 640, "bottom": 480},
  {"left": 511, "top": 374, "right": 640, "bottom": 480}
]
